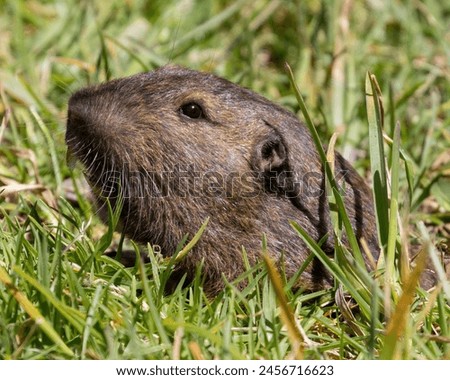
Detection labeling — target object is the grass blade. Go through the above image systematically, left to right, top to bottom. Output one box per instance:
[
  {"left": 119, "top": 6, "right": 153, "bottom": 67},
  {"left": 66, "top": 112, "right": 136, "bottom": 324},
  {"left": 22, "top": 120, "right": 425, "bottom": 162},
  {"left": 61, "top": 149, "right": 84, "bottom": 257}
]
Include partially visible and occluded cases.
[
  {"left": 286, "top": 63, "right": 365, "bottom": 267},
  {"left": 365, "top": 72, "right": 389, "bottom": 249},
  {"left": 385, "top": 121, "right": 401, "bottom": 287},
  {"left": 0, "top": 266, "right": 74, "bottom": 357}
]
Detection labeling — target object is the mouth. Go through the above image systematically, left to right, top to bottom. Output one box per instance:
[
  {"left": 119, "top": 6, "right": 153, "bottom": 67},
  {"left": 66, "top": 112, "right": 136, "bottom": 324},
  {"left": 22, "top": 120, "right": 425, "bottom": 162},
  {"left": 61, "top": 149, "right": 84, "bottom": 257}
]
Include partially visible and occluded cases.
[
  {"left": 65, "top": 133, "right": 119, "bottom": 201},
  {"left": 65, "top": 146, "right": 79, "bottom": 170}
]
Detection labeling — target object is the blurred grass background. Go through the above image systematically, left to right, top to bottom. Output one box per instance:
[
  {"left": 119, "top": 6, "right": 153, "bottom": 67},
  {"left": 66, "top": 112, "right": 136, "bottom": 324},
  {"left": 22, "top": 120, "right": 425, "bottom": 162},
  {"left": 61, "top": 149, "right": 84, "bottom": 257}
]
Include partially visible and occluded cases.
[{"left": 0, "top": 0, "right": 449, "bottom": 359}]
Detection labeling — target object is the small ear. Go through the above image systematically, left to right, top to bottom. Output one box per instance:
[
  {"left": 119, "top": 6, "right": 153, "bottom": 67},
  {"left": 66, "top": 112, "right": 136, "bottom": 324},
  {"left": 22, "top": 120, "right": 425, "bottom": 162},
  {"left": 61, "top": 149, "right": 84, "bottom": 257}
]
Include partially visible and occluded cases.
[{"left": 253, "top": 131, "right": 288, "bottom": 173}]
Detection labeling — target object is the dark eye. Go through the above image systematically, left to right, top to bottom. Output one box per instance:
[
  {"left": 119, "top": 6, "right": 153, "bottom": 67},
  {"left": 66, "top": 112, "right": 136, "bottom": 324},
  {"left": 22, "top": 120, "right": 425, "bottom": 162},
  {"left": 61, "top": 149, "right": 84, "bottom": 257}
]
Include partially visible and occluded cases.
[{"left": 180, "top": 102, "right": 204, "bottom": 119}]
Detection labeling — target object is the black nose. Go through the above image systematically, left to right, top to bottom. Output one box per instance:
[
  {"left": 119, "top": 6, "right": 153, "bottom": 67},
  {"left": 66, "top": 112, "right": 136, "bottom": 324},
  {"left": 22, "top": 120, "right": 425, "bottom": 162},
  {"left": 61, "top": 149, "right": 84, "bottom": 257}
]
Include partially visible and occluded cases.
[{"left": 67, "top": 88, "right": 95, "bottom": 133}]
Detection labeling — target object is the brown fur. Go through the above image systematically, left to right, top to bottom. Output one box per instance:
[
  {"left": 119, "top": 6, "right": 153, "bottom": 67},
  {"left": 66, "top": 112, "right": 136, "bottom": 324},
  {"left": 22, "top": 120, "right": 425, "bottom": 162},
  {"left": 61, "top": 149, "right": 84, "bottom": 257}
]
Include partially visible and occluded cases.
[{"left": 66, "top": 66, "right": 379, "bottom": 295}]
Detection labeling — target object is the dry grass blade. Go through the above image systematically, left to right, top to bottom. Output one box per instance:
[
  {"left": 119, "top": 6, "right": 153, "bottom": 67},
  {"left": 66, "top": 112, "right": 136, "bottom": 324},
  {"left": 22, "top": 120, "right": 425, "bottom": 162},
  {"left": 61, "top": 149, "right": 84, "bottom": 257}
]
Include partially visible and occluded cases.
[
  {"left": 0, "top": 108, "right": 10, "bottom": 142},
  {"left": 0, "top": 183, "right": 46, "bottom": 196},
  {"left": 380, "top": 249, "right": 428, "bottom": 359},
  {"left": 263, "top": 254, "right": 305, "bottom": 359},
  {"left": 0, "top": 266, "right": 74, "bottom": 357},
  {"left": 188, "top": 341, "right": 205, "bottom": 360}
]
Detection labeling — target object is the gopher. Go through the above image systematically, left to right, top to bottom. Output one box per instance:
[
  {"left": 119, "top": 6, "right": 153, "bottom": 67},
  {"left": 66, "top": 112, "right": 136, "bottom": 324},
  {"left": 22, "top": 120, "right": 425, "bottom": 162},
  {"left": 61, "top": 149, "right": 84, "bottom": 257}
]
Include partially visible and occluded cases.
[{"left": 66, "top": 66, "right": 379, "bottom": 295}]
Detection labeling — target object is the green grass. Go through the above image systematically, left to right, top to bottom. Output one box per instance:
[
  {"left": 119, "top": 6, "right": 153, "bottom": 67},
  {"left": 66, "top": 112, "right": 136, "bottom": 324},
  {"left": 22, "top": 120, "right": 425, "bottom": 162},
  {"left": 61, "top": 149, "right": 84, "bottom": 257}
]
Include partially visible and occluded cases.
[{"left": 1, "top": 0, "right": 449, "bottom": 359}]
